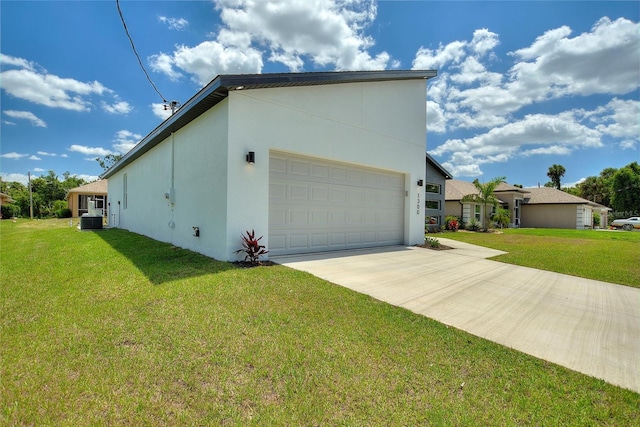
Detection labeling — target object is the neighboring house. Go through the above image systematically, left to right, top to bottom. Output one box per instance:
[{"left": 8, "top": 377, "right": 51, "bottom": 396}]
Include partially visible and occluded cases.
[
  {"left": 102, "top": 70, "right": 437, "bottom": 261},
  {"left": 425, "top": 153, "right": 452, "bottom": 231},
  {"left": 445, "top": 179, "right": 610, "bottom": 229},
  {"left": 66, "top": 180, "right": 108, "bottom": 218},
  {"left": 445, "top": 180, "right": 528, "bottom": 228},
  {"left": 521, "top": 187, "right": 610, "bottom": 229},
  {"left": 0, "top": 192, "right": 14, "bottom": 219}
]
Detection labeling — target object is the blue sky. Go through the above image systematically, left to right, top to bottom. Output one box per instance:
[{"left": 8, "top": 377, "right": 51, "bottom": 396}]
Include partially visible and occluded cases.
[{"left": 1, "top": 1, "right": 638, "bottom": 189}]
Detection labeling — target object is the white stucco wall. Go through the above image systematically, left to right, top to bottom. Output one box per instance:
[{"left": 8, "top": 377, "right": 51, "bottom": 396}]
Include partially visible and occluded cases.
[
  {"left": 108, "top": 79, "right": 427, "bottom": 261},
  {"left": 224, "top": 80, "right": 427, "bottom": 259},
  {"left": 107, "top": 102, "right": 231, "bottom": 260}
]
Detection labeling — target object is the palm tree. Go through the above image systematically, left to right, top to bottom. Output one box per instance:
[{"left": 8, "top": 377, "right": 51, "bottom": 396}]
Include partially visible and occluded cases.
[
  {"left": 547, "top": 164, "right": 566, "bottom": 190},
  {"left": 461, "top": 176, "right": 506, "bottom": 231},
  {"left": 492, "top": 208, "right": 511, "bottom": 229}
]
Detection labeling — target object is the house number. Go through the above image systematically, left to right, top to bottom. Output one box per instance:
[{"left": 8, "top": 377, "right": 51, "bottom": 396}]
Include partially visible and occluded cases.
[{"left": 417, "top": 191, "right": 420, "bottom": 214}]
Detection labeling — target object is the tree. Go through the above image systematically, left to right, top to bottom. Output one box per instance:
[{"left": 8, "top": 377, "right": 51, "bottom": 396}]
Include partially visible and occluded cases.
[
  {"left": 96, "top": 154, "right": 123, "bottom": 171},
  {"left": 610, "top": 162, "right": 640, "bottom": 213},
  {"left": 546, "top": 164, "right": 566, "bottom": 190},
  {"left": 461, "top": 176, "right": 506, "bottom": 231},
  {"left": 491, "top": 207, "right": 511, "bottom": 229}
]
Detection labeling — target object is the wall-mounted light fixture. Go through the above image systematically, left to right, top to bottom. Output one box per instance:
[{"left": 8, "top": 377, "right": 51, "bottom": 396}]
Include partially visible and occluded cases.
[
  {"left": 246, "top": 151, "right": 255, "bottom": 164},
  {"left": 417, "top": 179, "right": 424, "bottom": 187}
]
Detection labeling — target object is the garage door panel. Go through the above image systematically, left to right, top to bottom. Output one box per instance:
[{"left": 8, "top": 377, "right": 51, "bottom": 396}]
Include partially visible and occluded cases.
[{"left": 270, "top": 153, "right": 404, "bottom": 255}]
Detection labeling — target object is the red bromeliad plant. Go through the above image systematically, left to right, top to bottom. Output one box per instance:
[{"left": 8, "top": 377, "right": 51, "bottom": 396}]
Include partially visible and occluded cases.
[{"left": 235, "top": 229, "right": 269, "bottom": 264}]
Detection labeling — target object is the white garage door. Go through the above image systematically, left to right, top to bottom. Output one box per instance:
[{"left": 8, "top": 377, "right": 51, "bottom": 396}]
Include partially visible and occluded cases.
[{"left": 269, "top": 152, "right": 405, "bottom": 255}]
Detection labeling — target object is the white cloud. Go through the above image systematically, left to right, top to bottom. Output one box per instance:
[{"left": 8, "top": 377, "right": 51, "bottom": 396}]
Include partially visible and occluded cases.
[
  {"left": 150, "top": 0, "right": 393, "bottom": 85},
  {"left": 159, "top": 16, "right": 189, "bottom": 31},
  {"left": 421, "top": 17, "right": 639, "bottom": 177},
  {"left": 508, "top": 17, "right": 640, "bottom": 99},
  {"left": 470, "top": 28, "right": 499, "bottom": 57},
  {"left": 413, "top": 40, "right": 466, "bottom": 70},
  {"left": 0, "top": 53, "right": 36, "bottom": 71},
  {"left": 0, "top": 54, "right": 130, "bottom": 113},
  {"left": 1, "top": 69, "right": 107, "bottom": 112},
  {"left": 589, "top": 98, "right": 640, "bottom": 140},
  {"left": 102, "top": 100, "right": 133, "bottom": 115},
  {"left": 426, "top": 100, "right": 446, "bottom": 133},
  {"left": 151, "top": 103, "right": 173, "bottom": 120},
  {"left": 3, "top": 110, "right": 47, "bottom": 127},
  {"left": 432, "top": 112, "right": 603, "bottom": 177},
  {"left": 3, "top": 120, "right": 17, "bottom": 126},
  {"left": 113, "top": 130, "right": 142, "bottom": 153},
  {"left": 68, "top": 145, "right": 113, "bottom": 157},
  {"left": 521, "top": 145, "right": 572, "bottom": 157},
  {"left": 37, "top": 151, "right": 56, "bottom": 156},
  {"left": 1, "top": 152, "right": 28, "bottom": 159},
  {"left": 60, "top": 154, "right": 68, "bottom": 158},
  {"left": 29, "top": 155, "right": 42, "bottom": 160},
  {"left": 33, "top": 168, "right": 46, "bottom": 172}
]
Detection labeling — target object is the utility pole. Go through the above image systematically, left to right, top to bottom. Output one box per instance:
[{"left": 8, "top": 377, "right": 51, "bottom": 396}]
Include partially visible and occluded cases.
[{"left": 28, "top": 170, "right": 33, "bottom": 219}]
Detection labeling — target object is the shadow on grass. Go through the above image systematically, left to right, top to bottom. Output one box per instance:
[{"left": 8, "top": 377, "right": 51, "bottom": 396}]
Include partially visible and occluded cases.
[{"left": 94, "top": 228, "right": 238, "bottom": 285}]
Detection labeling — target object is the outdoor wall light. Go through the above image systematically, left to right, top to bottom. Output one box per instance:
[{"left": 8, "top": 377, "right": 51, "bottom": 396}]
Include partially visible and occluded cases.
[
  {"left": 246, "top": 151, "right": 255, "bottom": 164},
  {"left": 417, "top": 179, "right": 424, "bottom": 187}
]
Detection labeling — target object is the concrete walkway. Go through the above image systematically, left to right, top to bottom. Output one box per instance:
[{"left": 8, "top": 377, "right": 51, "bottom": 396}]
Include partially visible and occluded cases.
[{"left": 273, "top": 239, "right": 640, "bottom": 393}]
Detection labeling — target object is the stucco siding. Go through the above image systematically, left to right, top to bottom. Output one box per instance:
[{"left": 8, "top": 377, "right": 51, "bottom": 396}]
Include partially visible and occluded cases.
[
  {"left": 107, "top": 78, "right": 428, "bottom": 261},
  {"left": 225, "top": 80, "right": 426, "bottom": 258},
  {"left": 107, "top": 102, "right": 230, "bottom": 260},
  {"left": 521, "top": 204, "right": 577, "bottom": 229}
]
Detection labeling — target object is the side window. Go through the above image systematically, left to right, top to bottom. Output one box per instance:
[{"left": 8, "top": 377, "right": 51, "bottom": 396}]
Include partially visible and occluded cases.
[
  {"left": 123, "top": 173, "right": 128, "bottom": 210},
  {"left": 425, "top": 183, "right": 441, "bottom": 194},
  {"left": 426, "top": 200, "right": 440, "bottom": 210},
  {"left": 474, "top": 205, "right": 481, "bottom": 221}
]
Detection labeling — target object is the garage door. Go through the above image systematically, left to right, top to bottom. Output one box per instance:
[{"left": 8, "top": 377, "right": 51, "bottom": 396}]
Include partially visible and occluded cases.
[{"left": 269, "top": 152, "right": 405, "bottom": 255}]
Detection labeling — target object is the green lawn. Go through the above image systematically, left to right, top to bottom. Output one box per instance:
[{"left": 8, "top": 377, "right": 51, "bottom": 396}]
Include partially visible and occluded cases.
[
  {"left": 2, "top": 220, "right": 638, "bottom": 425},
  {"left": 441, "top": 228, "right": 640, "bottom": 288}
]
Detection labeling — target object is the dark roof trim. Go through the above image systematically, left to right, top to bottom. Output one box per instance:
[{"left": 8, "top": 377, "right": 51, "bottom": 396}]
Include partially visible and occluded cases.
[
  {"left": 102, "top": 70, "right": 438, "bottom": 179},
  {"left": 426, "top": 153, "right": 453, "bottom": 179}
]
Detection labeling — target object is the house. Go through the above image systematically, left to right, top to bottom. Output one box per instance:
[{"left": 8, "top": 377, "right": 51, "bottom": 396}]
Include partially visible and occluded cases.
[
  {"left": 102, "top": 70, "right": 437, "bottom": 261},
  {"left": 425, "top": 153, "right": 452, "bottom": 231},
  {"left": 445, "top": 179, "right": 528, "bottom": 228},
  {"left": 445, "top": 179, "right": 611, "bottom": 229},
  {"left": 66, "top": 180, "right": 108, "bottom": 218},
  {"left": 521, "top": 187, "right": 610, "bottom": 229},
  {"left": 0, "top": 192, "right": 14, "bottom": 219}
]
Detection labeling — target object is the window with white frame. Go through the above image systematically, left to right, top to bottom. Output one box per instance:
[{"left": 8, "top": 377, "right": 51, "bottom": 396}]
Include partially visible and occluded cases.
[{"left": 474, "top": 204, "right": 481, "bottom": 221}]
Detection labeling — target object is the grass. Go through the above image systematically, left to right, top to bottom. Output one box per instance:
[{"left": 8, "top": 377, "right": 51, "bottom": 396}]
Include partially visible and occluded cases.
[
  {"left": 2, "top": 219, "right": 639, "bottom": 425},
  {"left": 442, "top": 228, "right": 640, "bottom": 288}
]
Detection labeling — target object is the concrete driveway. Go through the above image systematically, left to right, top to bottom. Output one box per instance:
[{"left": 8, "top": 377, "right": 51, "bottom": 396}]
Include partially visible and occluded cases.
[{"left": 272, "top": 239, "right": 640, "bottom": 393}]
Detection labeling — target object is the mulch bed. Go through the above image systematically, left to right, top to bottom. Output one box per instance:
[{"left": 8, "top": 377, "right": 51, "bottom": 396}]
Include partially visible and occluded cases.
[
  {"left": 414, "top": 243, "right": 454, "bottom": 251},
  {"left": 232, "top": 260, "right": 278, "bottom": 268}
]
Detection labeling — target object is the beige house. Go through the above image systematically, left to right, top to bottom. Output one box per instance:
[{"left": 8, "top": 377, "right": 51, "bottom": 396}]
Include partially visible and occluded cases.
[
  {"left": 66, "top": 180, "right": 108, "bottom": 218},
  {"left": 445, "top": 180, "right": 610, "bottom": 229},
  {"left": 445, "top": 180, "right": 528, "bottom": 228},
  {"left": 521, "top": 187, "right": 610, "bottom": 229},
  {"left": 1, "top": 192, "right": 14, "bottom": 219}
]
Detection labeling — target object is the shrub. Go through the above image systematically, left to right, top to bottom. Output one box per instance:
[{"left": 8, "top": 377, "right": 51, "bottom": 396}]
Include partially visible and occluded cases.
[
  {"left": 1, "top": 204, "right": 20, "bottom": 219},
  {"left": 56, "top": 208, "right": 72, "bottom": 218},
  {"left": 593, "top": 212, "right": 601, "bottom": 227},
  {"left": 444, "top": 215, "right": 460, "bottom": 231},
  {"left": 466, "top": 218, "right": 481, "bottom": 231},
  {"left": 234, "top": 229, "right": 269, "bottom": 264},
  {"left": 425, "top": 236, "right": 441, "bottom": 248}
]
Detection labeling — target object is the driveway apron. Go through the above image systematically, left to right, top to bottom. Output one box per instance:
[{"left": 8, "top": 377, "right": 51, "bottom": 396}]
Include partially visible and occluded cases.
[{"left": 272, "top": 239, "right": 640, "bottom": 393}]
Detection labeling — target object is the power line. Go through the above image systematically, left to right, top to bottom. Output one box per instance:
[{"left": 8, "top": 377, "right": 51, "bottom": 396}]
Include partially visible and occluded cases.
[{"left": 116, "top": 0, "right": 167, "bottom": 103}]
